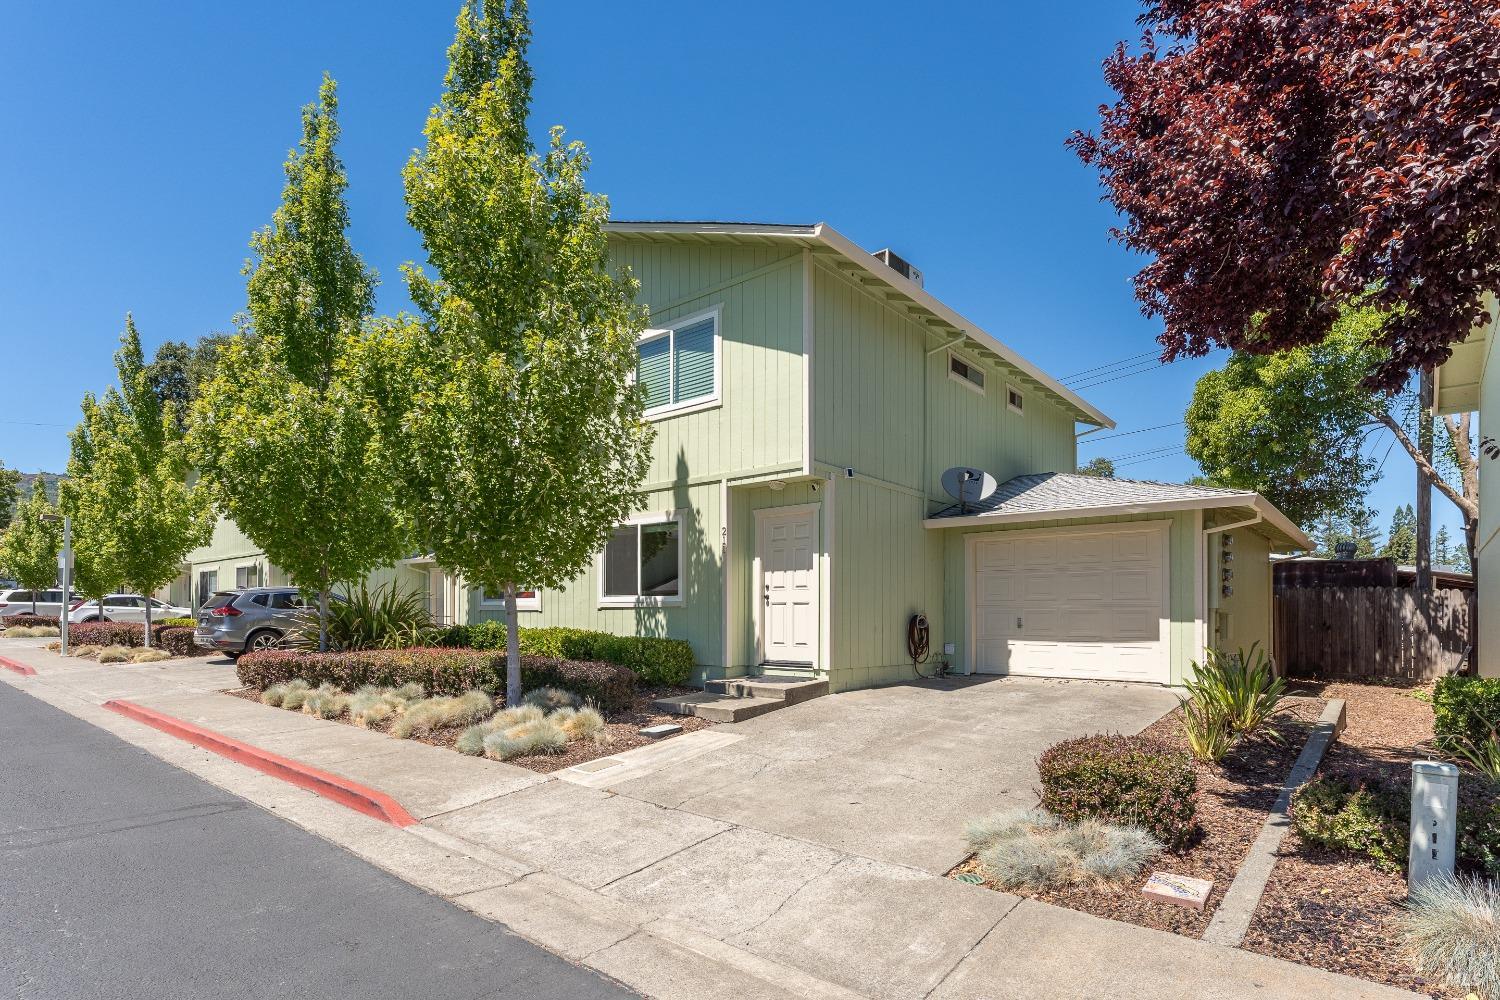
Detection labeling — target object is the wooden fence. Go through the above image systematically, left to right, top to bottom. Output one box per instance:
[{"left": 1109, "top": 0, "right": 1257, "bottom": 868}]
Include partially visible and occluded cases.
[{"left": 1273, "top": 587, "right": 1475, "bottom": 682}]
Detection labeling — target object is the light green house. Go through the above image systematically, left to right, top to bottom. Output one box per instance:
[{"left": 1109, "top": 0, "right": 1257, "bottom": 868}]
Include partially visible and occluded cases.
[
  {"left": 176, "top": 221, "right": 1309, "bottom": 690},
  {"left": 1436, "top": 298, "right": 1495, "bottom": 678}
]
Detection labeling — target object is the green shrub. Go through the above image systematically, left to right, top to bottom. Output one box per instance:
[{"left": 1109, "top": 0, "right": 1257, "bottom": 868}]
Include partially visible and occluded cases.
[
  {"left": 3, "top": 614, "right": 59, "bottom": 629},
  {"left": 157, "top": 617, "right": 197, "bottom": 628},
  {"left": 67, "top": 621, "right": 205, "bottom": 655},
  {"left": 439, "top": 623, "right": 694, "bottom": 687},
  {"left": 156, "top": 627, "right": 202, "bottom": 657},
  {"left": 236, "top": 647, "right": 636, "bottom": 713},
  {"left": 1434, "top": 676, "right": 1500, "bottom": 750},
  {"left": 1180, "top": 698, "right": 1236, "bottom": 764},
  {"left": 1038, "top": 734, "right": 1198, "bottom": 851},
  {"left": 1293, "top": 773, "right": 1500, "bottom": 876},
  {"left": 1291, "top": 776, "right": 1408, "bottom": 871},
  {"left": 1404, "top": 875, "right": 1500, "bottom": 1000}
]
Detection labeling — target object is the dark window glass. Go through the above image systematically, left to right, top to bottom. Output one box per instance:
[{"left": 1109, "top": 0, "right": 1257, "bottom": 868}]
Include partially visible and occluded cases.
[
  {"left": 640, "top": 522, "right": 680, "bottom": 597},
  {"left": 602, "top": 526, "right": 640, "bottom": 597}
]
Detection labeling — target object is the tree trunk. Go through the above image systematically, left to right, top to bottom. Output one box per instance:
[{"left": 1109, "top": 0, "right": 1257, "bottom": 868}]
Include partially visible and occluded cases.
[
  {"left": 1415, "top": 368, "right": 1434, "bottom": 592},
  {"left": 318, "top": 583, "right": 330, "bottom": 653},
  {"left": 504, "top": 583, "right": 521, "bottom": 708},
  {"left": 143, "top": 592, "right": 153, "bottom": 648}
]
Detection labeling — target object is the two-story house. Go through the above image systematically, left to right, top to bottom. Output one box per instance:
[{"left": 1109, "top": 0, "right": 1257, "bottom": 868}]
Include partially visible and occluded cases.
[{"left": 175, "top": 221, "right": 1309, "bottom": 691}]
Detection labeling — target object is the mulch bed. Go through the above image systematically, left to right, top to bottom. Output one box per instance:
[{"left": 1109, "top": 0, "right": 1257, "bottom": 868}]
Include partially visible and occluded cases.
[
  {"left": 1240, "top": 678, "right": 1457, "bottom": 997},
  {"left": 227, "top": 684, "right": 711, "bottom": 774},
  {"left": 950, "top": 696, "right": 1324, "bottom": 937}
]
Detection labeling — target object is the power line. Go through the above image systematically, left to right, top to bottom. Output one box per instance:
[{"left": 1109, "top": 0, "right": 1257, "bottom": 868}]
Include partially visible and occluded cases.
[
  {"left": 1059, "top": 350, "right": 1161, "bottom": 383},
  {"left": 1069, "top": 356, "right": 1184, "bottom": 391},
  {"left": 0, "top": 420, "right": 68, "bottom": 428},
  {"left": 1079, "top": 420, "right": 1185, "bottom": 446},
  {"left": 1104, "top": 445, "right": 1183, "bottom": 465},
  {"left": 1114, "top": 448, "right": 1188, "bottom": 469}
]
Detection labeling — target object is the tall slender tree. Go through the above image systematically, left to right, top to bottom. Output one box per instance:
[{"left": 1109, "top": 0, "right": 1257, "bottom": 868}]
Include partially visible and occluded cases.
[
  {"left": 387, "top": 0, "right": 652, "bottom": 705},
  {"left": 192, "top": 76, "right": 408, "bottom": 651},
  {"left": 61, "top": 317, "right": 214, "bottom": 643},
  {"left": 0, "top": 462, "right": 18, "bottom": 526},
  {"left": 0, "top": 480, "right": 62, "bottom": 614}
]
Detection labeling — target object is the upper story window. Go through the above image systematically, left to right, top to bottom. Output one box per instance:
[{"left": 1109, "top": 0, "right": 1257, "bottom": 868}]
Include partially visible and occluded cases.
[
  {"left": 637, "top": 307, "right": 721, "bottom": 418},
  {"left": 948, "top": 350, "right": 986, "bottom": 394},
  {"left": 1006, "top": 384, "right": 1025, "bottom": 414}
]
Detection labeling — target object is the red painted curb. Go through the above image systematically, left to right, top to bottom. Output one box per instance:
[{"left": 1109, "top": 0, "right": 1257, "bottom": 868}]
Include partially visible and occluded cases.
[
  {"left": 0, "top": 656, "right": 38, "bottom": 676},
  {"left": 101, "top": 699, "right": 417, "bottom": 828}
]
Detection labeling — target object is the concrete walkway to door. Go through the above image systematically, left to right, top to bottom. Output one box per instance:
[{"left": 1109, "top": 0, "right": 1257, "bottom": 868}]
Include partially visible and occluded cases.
[{"left": 604, "top": 675, "right": 1180, "bottom": 875}]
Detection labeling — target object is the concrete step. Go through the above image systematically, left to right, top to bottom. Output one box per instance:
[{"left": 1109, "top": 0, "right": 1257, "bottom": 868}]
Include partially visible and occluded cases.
[
  {"left": 703, "top": 677, "right": 829, "bottom": 704},
  {"left": 650, "top": 692, "right": 788, "bottom": 724}
]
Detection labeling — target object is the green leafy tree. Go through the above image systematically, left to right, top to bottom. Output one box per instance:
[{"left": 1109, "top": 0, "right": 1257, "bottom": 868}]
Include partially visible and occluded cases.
[
  {"left": 388, "top": 0, "right": 652, "bottom": 705},
  {"left": 191, "top": 76, "right": 408, "bottom": 650},
  {"left": 1186, "top": 305, "right": 1480, "bottom": 567},
  {"left": 61, "top": 317, "right": 214, "bottom": 642},
  {"left": 146, "top": 331, "right": 237, "bottom": 433},
  {"left": 1077, "top": 456, "right": 1116, "bottom": 478},
  {"left": 0, "top": 480, "right": 62, "bottom": 612},
  {"left": 1433, "top": 525, "right": 1452, "bottom": 568}
]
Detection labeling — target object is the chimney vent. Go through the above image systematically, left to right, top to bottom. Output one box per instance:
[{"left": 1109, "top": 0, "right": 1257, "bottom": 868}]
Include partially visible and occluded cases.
[{"left": 873, "top": 248, "right": 923, "bottom": 288}]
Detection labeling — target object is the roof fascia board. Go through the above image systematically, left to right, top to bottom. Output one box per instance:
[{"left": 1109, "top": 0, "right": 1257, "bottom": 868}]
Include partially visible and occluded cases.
[{"left": 921, "top": 494, "right": 1253, "bottom": 530}]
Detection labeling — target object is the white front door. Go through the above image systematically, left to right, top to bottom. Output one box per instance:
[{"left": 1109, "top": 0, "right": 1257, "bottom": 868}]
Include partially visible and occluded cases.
[
  {"left": 757, "top": 507, "right": 819, "bottom": 665},
  {"left": 971, "top": 523, "right": 1170, "bottom": 683}
]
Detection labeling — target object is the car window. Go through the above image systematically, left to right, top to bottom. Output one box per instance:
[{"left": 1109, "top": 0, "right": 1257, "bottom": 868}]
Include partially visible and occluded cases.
[
  {"left": 8, "top": 591, "right": 31, "bottom": 602},
  {"left": 42, "top": 591, "right": 62, "bottom": 602},
  {"left": 270, "top": 592, "right": 301, "bottom": 610},
  {"left": 203, "top": 593, "right": 238, "bottom": 611},
  {"left": 250, "top": 594, "right": 269, "bottom": 607},
  {"left": 149, "top": 598, "right": 171, "bottom": 609}
]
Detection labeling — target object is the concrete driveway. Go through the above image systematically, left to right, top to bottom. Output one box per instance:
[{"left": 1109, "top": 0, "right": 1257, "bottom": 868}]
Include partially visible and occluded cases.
[{"left": 608, "top": 674, "right": 1179, "bottom": 875}]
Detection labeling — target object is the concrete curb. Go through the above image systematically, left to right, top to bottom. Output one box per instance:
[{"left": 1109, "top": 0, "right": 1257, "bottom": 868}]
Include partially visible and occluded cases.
[
  {"left": 0, "top": 655, "right": 38, "bottom": 676},
  {"left": 102, "top": 698, "right": 418, "bottom": 828},
  {"left": 1201, "top": 698, "right": 1347, "bottom": 947}
]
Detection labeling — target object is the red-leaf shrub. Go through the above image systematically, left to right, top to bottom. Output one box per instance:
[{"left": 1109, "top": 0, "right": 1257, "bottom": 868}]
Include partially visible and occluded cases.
[
  {"left": 3, "top": 614, "right": 58, "bottom": 629},
  {"left": 65, "top": 621, "right": 206, "bottom": 656},
  {"left": 236, "top": 648, "right": 636, "bottom": 714},
  {"left": 1038, "top": 734, "right": 1198, "bottom": 851}
]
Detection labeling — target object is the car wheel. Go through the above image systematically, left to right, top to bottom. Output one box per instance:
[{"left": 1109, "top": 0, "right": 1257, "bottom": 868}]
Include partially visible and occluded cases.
[
  {"left": 87, "top": 615, "right": 105, "bottom": 623},
  {"left": 245, "top": 629, "right": 282, "bottom": 652}
]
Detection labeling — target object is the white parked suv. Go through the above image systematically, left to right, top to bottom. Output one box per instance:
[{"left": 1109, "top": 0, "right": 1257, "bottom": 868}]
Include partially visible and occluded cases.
[
  {"left": 0, "top": 588, "right": 67, "bottom": 620},
  {"left": 69, "top": 594, "right": 190, "bottom": 624}
]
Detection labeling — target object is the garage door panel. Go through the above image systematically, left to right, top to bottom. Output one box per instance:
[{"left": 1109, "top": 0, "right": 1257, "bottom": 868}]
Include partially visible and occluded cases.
[{"left": 971, "top": 525, "right": 1168, "bottom": 684}]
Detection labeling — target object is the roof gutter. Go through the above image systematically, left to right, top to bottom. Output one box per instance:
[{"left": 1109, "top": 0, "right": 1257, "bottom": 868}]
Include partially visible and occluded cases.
[{"left": 922, "top": 494, "right": 1257, "bottom": 530}]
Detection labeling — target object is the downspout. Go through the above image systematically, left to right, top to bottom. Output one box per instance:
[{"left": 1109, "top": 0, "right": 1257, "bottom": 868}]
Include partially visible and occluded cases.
[{"left": 802, "top": 248, "right": 814, "bottom": 478}]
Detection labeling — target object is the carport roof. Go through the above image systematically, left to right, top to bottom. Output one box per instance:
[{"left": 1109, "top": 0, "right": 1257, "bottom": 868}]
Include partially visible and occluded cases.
[{"left": 923, "top": 472, "right": 1311, "bottom": 550}]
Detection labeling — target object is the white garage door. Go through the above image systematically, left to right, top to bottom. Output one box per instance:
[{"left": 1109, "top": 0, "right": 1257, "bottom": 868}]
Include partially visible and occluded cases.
[{"left": 971, "top": 523, "right": 1169, "bottom": 683}]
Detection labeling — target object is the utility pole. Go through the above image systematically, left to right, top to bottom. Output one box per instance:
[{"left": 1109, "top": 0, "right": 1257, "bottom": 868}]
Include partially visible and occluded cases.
[{"left": 1415, "top": 368, "right": 1434, "bottom": 593}]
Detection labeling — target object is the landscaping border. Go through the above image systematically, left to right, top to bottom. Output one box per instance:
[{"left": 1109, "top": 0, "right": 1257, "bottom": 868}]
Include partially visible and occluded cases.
[
  {"left": 1201, "top": 698, "right": 1347, "bottom": 947},
  {"left": 102, "top": 699, "right": 417, "bottom": 827}
]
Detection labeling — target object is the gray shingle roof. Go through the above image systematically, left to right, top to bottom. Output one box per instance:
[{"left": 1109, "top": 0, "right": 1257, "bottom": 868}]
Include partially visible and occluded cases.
[{"left": 928, "top": 472, "right": 1254, "bottom": 520}]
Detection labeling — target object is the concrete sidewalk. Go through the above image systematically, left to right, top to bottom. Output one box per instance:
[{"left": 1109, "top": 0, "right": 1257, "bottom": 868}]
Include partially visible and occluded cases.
[{"left": 0, "top": 639, "right": 1424, "bottom": 1000}]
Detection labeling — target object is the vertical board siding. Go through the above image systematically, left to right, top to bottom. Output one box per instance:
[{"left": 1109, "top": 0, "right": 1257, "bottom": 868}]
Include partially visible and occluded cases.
[
  {"left": 610, "top": 238, "right": 806, "bottom": 486},
  {"left": 1476, "top": 329, "right": 1497, "bottom": 678},
  {"left": 829, "top": 477, "right": 946, "bottom": 692},
  {"left": 728, "top": 481, "right": 823, "bottom": 672},
  {"left": 473, "top": 482, "right": 726, "bottom": 681},
  {"left": 939, "top": 511, "right": 1200, "bottom": 685},
  {"left": 1213, "top": 528, "right": 1273, "bottom": 657},
  {"left": 1273, "top": 587, "right": 1475, "bottom": 681}
]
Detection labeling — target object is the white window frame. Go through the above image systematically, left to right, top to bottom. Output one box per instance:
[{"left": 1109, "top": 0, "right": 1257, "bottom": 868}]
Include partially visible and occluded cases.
[
  {"left": 637, "top": 305, "right": 723, "bottom": 420},
  {"left": 947, "top": 349, "right": 986, "bottom": 395},
  {"left": 1006, "top": 382, "right": 1025, "bottom": 415},
  {"left": 598, "top": 511, "right": 686, "bottom": 608},
  {"left": 476, "top": 586, "right": 541, "bottom": 612}
]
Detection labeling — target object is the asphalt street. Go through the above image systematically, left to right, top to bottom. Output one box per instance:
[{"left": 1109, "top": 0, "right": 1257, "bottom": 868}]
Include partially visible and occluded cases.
[{"left": 0, "top": 681, "right": 638, "bottom": 1000}]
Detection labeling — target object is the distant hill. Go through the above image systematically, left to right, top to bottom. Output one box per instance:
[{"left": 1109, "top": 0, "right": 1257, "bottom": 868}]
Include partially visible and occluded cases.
[{"left": 15, "top": 471, "right": 63, "bottom": 505}]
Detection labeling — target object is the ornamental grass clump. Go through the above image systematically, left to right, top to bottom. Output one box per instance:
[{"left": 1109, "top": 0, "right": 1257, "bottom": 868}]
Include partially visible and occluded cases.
[
  {"left": 70, "top": 644, "right": 100, "bottom": 659},
  {"left": 96, "top": 645, "right": 132, "bottom": 664},
  {"left": 129, "top": 648, "right": 171, "bottom": 664},
  {"left": 261, "top": 679, "right": 310, "bottom": 707},
  {"left": 301, "top": 684, "right": 349, "bottom": 719},
  {"left": 523, "top": 686, "right": 581, "bottom": 711},
  {"left": 388, "top": 690, "right": 494, "bottom": 739},
  {"left": 553, "top": 705, "right": 607, "bottom": 744},
  {"left": 482, "top": 717, "right": 567, "bottom": 760},
  {"left": 967, "top": 807, "right": 1162, "bottom": 891},
  {"left": 1405, "top": 875, "right": 1500, "bottom": 1000}
]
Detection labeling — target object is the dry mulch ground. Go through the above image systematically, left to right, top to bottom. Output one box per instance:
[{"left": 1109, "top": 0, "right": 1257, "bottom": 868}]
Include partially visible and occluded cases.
[
  {"left": 1240, "top": 678, "right": 1455, "bottom": 997},
  {"left": 227, "top": 684, "right": 711, "bottom": 774},
  {"left": 950, "top": 696, "right": 1324, "bottom": 937}
]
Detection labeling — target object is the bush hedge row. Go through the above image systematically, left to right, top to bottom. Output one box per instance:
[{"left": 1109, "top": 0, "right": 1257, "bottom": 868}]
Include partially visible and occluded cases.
[
  {"left": 3, "top": 614, "right": 59, "bottom": 629},
  {"left": 67, "top": 621, "right": 205, "bottom": 656},
  {"left": 438, "top": 622, "right": 693, "bottom": 687},
  {"left": 236, "top": 647, "right": 636, "bottom": 714},
  {"left": 1433, "top": 675, "right": 1500, "bottom": 749},
  {"left": 1038, "top": 733, "right": 1199, "bottom": 851},
  {"left": 1292, "top": 773, "right": 1500, "bottom": 875}
]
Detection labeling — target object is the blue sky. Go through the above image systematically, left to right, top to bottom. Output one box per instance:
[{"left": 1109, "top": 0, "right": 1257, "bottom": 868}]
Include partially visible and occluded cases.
[{"left": 0, "top": 1, "right": 1462, "bottom": 547}]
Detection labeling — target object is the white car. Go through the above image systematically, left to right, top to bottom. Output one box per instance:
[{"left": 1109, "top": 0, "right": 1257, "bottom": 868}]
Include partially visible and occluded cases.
[
  {"left": 0, "top": 588, "right": 67, "bottom": 620},
  {"left": 69, "top": 594, "right": 190, "bottom": 624}
]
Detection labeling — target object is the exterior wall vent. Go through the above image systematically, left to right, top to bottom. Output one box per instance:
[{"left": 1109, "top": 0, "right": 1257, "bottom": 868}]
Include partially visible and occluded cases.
[{"left": 873, "top": 248, "right": 923, "bottom": 288}]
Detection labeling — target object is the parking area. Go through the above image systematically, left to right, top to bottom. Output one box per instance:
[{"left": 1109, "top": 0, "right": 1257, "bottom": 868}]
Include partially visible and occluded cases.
[{"left": 606, "top": 674, "right": 1179, "bottom": 874}]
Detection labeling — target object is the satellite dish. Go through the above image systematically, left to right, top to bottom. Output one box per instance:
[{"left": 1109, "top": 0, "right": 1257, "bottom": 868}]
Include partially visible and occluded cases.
[{"left": 941, "top": 467, "right": 997, "bottom": 513}]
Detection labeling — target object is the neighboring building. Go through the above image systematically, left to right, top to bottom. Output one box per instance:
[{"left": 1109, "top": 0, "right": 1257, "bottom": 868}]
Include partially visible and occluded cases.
[
  {"left": 177, "top": 221, "right": 1309, "bottom": 691},
  {"left": 1436, "top": 298, "right": 1495, "bottom": 678},
  {"left": 1273, "top": 556, "right": 1475, "bottom": 593}
]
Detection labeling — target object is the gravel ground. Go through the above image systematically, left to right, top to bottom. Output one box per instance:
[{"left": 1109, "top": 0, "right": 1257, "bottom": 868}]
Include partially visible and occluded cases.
[
  {"left": 1240, "top": 678, "right": 1455, "bottom": 997},
  {"left": 228, "top": 684, "right": 712, "bottom": 772},
  {"left": 950, "top": 696, "right": 1324, "bottom": 937}
]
